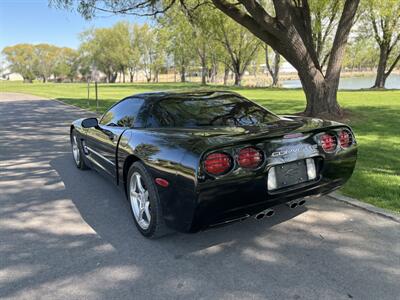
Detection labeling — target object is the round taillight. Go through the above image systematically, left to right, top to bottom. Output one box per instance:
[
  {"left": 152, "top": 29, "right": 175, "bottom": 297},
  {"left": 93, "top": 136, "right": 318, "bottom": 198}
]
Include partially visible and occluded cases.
[
  {"left": 339, "top": 130, "right": 352, "bottom": 148},
  {"left": 320, "top": 133, "right": 337, "bottom": 152},
  {"left": 237, "top": 147, "right": 263, "bottom": 168},
  {"left": 204, "top": 152, "right": 232, "bottom": 175}
]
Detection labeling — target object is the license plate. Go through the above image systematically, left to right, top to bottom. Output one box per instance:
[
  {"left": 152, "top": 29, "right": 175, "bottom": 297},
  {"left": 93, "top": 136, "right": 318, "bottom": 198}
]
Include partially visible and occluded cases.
[{"left": 272, "top": 160, "right": 310, "bottom": 189}]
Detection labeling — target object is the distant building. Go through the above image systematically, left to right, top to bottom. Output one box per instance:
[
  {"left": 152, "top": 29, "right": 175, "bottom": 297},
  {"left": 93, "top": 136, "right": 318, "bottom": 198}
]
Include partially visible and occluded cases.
[{"left": 1, "top": 72, "right": 24, "bottom": 81}]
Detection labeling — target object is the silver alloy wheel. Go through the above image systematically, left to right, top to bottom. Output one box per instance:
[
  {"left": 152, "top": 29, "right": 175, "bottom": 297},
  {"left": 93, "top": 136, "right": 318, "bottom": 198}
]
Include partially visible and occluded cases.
[
  {"left": 72, "top": 135, "right": 80, "bottom": 165},
  {"left": 130, "top": 172, "right": 151, "bottom": 230}
]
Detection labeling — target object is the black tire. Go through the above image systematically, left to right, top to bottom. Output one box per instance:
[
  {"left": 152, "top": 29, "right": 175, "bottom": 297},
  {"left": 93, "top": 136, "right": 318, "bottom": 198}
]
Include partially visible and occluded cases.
[
  {"left": 71, "top": 129, "right": 89, "bottom": 170},
  {"left": 126, "top": 161, "right": 171, "bottom": 239}
]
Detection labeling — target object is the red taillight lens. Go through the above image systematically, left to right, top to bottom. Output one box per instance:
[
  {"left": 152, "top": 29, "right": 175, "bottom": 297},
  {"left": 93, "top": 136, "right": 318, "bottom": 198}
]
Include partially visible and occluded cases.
[
  {"left": 339, "top": 130, "right": 352, "bottom": 148},
  {"left": 320, "top": 133, "right": 337, "bottom": 152},
  {"left": 238, "top": 147, "right": 263, "bottom": 168},
  {"left": 204, "top": 152, "right": 232, "bottom": 175}
]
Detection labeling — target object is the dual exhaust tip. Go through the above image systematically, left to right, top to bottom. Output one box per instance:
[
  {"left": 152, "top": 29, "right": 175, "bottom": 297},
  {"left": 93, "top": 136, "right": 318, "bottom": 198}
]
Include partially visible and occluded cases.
[
  {"left": 254, "top": 199, "right": 306, "bottom": 220},
  {"left": 286, "top": 199, "right": 306, "bottom": 209},
  {"left": 255, "top": 209, "right": 275, "bottom": 220}
]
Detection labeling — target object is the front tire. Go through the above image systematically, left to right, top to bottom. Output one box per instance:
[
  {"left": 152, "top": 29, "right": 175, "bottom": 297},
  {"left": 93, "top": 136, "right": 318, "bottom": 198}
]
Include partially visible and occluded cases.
[
  {"left": 71, "top": 129, "right": 89, "bottom": 170},
  {"left": 127, "top": 162, "right": 170, "bottom": 238}
]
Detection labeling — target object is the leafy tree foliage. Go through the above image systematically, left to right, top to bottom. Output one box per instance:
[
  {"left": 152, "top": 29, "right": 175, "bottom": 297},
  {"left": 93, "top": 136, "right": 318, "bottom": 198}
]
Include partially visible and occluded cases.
[
  {"left": 50, "top": 0, "right": 362, "bottom": 117},
  {"left": 362, "top": 0, "right": 400, "bottom": 88},
  {"left": 159, "top": 9, "right": 197, "bottom": 82},
  {"left": 80, "top": 22, "right": 132, "bottom": 83},
  {"left": 2, "top": 44, "right": 37, "bottom": 82},
  {"left": 2, "top": 44, "right": 78, "bottom": 82}
]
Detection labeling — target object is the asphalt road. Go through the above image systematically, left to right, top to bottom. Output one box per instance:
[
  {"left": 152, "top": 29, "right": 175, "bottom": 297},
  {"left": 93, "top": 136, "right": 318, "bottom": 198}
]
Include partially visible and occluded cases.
[{"left": 0, "top": 93, "right": 399, "bottom": 300}]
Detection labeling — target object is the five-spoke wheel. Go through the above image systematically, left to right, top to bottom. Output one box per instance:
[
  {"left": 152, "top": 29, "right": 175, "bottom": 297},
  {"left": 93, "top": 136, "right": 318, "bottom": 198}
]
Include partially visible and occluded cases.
[
  {"left": 70, "top": 129, "right": 89, "bottom": 170},
  {"left": 127, "top": 162, "right": 170, "bottom": 238},
  {"left": 129, "top": 172, "right": 151, "bottom": 230}
]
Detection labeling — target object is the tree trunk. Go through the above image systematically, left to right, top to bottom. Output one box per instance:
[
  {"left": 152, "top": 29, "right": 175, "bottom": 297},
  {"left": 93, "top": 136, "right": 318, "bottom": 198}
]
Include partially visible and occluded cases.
[
  {"left": 212, "top": 0, "right": 360, "bottom": 118},
  {"left": 265, "top": 45, "right": 280, "bottom": 87},
  {"left": 372, "top": 45, "right": 389, "bottom": 88},
  {"left": 272, "top": 51, "right": 280, "bottom": 86},
  {"left": 201, "top": 57, "right": 207, "bottom": 85},
  {"left": 211, "top": 62, "right": 217, "bottom": 83},
  {"left": 180, "top": 66, "right": 186, "bottom": 82},
  {"left": 223, "top": 66, "right": 229, "bottom": 85},
  {"left": 122, "top": 68, "right": 126, "bottom": 83},
  {"left": 299, "top": 69, "right": 342, "bottom": 117},
  {"left": 154, "top": 70, "right": 159, "bottom": 83},
  {"left": 130, "top": 71, "right": 134, "bottom": 83},
  {"left": 110, "top": 72, "right": 118, "bottom": 83},
  {"left": 234, "top": 72, "right": 242, "bottom": 86},
  {"left": 42, "top": 76, "right": 46, "bottom": 83}
]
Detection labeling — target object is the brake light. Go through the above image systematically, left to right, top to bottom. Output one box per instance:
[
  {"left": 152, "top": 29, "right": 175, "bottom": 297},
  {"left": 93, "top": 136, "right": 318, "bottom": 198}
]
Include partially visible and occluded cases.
[
  {"left": 339, "top": 130, "right": 352, "bottom": 148},
  {"left": 320, "top": 134, "right": 337, "bottom": 152},
  {"left": 238, "top": 147, "right": 263, "bottom": 168},
  {"left": 204, "top": 152, "right": 232, "bottom": 175}
]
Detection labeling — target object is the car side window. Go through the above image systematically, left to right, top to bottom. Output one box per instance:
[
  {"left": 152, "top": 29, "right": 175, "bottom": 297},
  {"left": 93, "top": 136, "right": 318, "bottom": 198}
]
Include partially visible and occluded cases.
[{"left": 100, "top": 98, "right": 144, "bottom": 127}]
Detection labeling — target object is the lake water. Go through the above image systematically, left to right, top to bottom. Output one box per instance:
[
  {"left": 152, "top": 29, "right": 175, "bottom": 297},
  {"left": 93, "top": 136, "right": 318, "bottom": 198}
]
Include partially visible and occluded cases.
[{"left": 282, "top": 74, "right": 400, "bottom": 89}]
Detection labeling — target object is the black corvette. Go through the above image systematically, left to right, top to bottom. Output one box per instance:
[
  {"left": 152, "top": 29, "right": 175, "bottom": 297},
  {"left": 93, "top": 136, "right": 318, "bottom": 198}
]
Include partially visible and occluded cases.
[{"left": 70, "top": 91, "right": 357, "bottom": 238}]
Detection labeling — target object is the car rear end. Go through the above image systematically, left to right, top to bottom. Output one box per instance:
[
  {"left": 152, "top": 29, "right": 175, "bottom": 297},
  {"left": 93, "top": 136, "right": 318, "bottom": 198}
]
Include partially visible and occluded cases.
[{"left": 190, "top": 124, "right": 357, "bottom": 231}]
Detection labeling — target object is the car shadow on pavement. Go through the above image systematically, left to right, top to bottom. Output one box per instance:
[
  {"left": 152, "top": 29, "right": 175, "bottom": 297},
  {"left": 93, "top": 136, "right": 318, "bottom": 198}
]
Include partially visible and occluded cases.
[
  {"left": 50, "top": 153, "right": 308, "bottom": 251},
  {"left": 46, "top": 154, "right": 400, "bottom": 299}
]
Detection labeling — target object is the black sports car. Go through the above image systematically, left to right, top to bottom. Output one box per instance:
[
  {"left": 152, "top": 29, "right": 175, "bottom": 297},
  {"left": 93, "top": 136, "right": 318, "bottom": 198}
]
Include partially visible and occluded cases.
[{"left": 70, "top": 91, "right": 357, "bottom": 238}]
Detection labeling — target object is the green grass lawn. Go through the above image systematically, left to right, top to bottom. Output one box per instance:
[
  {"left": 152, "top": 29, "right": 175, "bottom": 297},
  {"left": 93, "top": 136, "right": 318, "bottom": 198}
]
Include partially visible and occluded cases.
[{"left": 1, "top": 81, "right": 399, "bottom": 212}]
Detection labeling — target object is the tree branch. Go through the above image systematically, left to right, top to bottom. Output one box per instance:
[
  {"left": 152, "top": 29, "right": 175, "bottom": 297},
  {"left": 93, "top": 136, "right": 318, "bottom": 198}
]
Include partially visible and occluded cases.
[
  {"left": 211, "top": 0, "right": 283, "bottom": 53},
  {"left": 237, "top": 0, "right": 279, "bottom": 35},
  {"left": 325, "top": 0, "right": 360, "bottom": 80},
  {"left": 370, "top": 15, "right": 382, "bottom": 45},
  {"left": 385, "top": 52, "right": 400, "bottom": 77}
]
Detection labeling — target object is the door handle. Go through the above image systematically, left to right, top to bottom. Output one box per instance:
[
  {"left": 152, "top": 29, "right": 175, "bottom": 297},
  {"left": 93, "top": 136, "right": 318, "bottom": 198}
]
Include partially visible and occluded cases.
[
  {"left": 103, "top": 129, "right": 115, "bottom": 141},
  {"left": 107, "top": 132, "right": 115, "bottom": 141}
]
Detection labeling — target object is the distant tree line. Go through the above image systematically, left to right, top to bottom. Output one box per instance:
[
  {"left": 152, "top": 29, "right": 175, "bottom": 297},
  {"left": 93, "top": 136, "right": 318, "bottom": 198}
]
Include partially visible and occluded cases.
[
  {"left": 2, "top": 0, "right": 399, "bottom": 92},
  {"left": 2, "top": 44, "right": 79, "bottom": 83}
]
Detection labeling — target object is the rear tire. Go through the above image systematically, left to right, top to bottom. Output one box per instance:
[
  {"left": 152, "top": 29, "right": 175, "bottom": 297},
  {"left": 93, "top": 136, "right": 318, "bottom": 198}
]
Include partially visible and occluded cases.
[
  {"left": 71, "top": 129, "right": 89, "bottom": 170},
  {"left": 127, "top": 162, "right": 171, "bottom": 238}
]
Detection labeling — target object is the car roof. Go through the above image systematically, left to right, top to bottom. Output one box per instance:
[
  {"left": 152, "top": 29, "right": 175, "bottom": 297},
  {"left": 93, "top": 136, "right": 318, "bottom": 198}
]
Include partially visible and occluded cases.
[{"left": 129, "top": 90, "right": 243, "bottom": 102}]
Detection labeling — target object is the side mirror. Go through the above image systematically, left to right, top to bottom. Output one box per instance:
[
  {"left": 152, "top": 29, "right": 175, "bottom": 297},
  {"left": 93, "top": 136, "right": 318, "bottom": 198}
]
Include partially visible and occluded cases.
[{"left": 82, "top": 117, "right": 99, "bottom": 128}]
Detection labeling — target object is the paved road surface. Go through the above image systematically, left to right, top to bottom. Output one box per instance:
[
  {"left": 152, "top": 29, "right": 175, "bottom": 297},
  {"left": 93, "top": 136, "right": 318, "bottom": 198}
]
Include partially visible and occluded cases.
[{"left": 0, "top": 93, "right": 399, "bottom": 300}]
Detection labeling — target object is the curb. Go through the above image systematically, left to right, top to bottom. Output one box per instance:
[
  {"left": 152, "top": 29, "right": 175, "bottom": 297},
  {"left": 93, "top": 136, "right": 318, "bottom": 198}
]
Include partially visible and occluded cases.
[
  {"left": 51, "top": 98, "right": 99, "bottom": 115},
  {"left": 328, "top": 192, "right": 400, "bottom": 223}
]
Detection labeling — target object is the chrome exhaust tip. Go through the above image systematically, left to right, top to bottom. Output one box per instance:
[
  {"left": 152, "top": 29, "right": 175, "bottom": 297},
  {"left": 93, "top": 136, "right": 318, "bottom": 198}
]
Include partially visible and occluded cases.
[
  {"left": 298, "top": 199, "right": 306, "bottom": 206},
  {"left": 286, "top": 200, "right": 298, "bottom": 209},
  {"left": 255, "top": 209, "right": 275, "bottom": 220},
  {"left": 265, "top": 209, "right": 275, "bottom": 217},
  {"left": 255, "top": 212, "right": 266, "bottom": 220}
]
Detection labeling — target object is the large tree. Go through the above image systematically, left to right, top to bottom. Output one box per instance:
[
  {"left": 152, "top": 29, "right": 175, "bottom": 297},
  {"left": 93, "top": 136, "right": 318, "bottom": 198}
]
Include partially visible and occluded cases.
[
  {"left": 51, "top": 0, "right": 361, "bottom": 117},
  {"left": 363, "top": 0, "right": 400, "bottom": 88},
  {"left": 159, "top": 10, "right": 197, "bottom": 82},
  {"left": 210, "top": 11, "right": 262, "bottom": 86},
  {"left": 79, "top": 22, "right": 132, "bottom": 82},
  {"left": 127, "top": 24, "right": 142, "bottom": 82},
  {"left": 2, "top": 44, "right": 37, "bottom": 82},
  {"left": 34, "top": 44, "right": 59, "bottom": 82},
  {"left": 263, "top": 44, "right": 281, "bottom": 87},
  {"left": 53, "top": 47, "right": 79, "bottom": 82}
]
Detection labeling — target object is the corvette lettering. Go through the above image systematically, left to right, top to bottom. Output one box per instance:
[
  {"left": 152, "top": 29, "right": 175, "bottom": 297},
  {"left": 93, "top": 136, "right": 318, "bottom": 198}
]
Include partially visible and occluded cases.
[{"left": 271, "top": 144, "right": 318, "bottom": 157}]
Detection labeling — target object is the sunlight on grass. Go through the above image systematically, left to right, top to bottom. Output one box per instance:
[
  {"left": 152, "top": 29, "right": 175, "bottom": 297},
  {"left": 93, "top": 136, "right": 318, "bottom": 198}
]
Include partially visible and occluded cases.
[{"left": 1, "top": 81, "right": 399, "bottom": 212}]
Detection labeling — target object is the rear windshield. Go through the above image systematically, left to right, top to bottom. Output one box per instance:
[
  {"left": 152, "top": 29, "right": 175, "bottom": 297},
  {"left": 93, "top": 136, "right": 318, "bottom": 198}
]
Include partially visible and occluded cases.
[{"left": 148, "top": 95, "right": 280, "bottom": 128}]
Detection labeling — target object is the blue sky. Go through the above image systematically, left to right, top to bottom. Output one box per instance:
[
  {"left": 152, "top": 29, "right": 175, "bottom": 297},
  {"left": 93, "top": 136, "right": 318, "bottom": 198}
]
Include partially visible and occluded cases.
[{"left": 0, "top": 0, "right": 147, "bottom": 51}]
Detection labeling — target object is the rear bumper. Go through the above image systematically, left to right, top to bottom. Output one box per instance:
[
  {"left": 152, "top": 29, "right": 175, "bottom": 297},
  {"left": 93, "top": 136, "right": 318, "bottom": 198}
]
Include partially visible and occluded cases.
[
  {"left": 158, "top": 143, "right": 357, "bottom": 233},
  {"left": 188, "top": 147, "right": 357, "bottom": 232}
]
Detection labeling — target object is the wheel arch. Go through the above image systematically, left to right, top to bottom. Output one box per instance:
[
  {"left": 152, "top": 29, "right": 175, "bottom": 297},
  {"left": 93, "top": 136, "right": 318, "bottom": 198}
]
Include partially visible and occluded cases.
[
  {"left": 70, "top": 125, "right": 75, "bottom": 141},
  {"left": 122, "top": 154, "right": 142, "bottom": 194}
]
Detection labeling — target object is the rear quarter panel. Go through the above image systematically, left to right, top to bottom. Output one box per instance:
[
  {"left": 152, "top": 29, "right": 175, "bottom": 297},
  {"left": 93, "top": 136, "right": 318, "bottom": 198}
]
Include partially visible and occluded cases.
[{"left": 117, "top": 129, "right": 200, "bottom": 232}]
